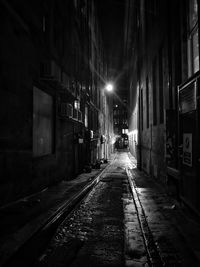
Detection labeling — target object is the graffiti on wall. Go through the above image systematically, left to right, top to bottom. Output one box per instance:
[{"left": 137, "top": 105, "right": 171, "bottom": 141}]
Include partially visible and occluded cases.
[
  {"left": 166, "top": 110, "right": 177, "bottom": 167},
  {"left": 183, "top": 133, "right": 192, "bottom": 167}
]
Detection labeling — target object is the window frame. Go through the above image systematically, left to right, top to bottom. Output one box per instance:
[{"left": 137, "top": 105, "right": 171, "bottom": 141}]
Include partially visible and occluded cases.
[
  {"left": 187, "top": 0, "right": 199, "bottom": 76},
  {"left": 33, "top": 86, "right": 54, "bottom": 157}
]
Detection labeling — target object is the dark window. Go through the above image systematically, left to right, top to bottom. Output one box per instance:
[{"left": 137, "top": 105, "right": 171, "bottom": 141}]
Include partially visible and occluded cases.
[
  {"left": 159, "top": 48, "right": 164, "bottom": 123},
  {"left": 152, "top": 58, "right": 157, "bottom": 125},
  {"left": 146, "top": 76, "right": 149, "bottom": 128},
  {"left": 33, "top": 87, "right": 54, "bottom": 157},
  {"left": 141, "top": 88, "right": 143, "bottom": 130}
]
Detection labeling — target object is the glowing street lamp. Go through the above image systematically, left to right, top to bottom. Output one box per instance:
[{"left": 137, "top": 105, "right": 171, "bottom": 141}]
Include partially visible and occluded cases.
[{"left": 105, "top": 83, "right": 113, "bottom": 92}]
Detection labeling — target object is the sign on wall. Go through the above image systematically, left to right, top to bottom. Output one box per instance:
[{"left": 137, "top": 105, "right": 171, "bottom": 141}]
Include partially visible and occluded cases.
[{"left": 183, "top": 133, "right": 192, "bottom": 167}]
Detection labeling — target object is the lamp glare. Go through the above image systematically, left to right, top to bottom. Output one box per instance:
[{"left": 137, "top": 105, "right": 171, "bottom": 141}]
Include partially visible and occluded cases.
[{"left": 106, "top": 84, "right": 113, "bottom": 92}]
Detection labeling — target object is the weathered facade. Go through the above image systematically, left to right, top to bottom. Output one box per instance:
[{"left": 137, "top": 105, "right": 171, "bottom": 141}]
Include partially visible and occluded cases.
[
  {"left": 0, "top": 0, "right": 113, "bottom": 206},
  {"left": 125, "top": 0, "right": 200, "bottom": 215}
]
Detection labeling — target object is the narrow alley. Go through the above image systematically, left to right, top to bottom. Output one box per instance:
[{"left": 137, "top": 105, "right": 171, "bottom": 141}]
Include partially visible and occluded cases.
[{"left": 1, "top": 0, "right": 200, "bottom": 266}]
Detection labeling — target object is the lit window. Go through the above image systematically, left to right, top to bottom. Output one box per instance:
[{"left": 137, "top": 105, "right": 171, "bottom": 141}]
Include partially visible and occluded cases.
[
  {"left": 189, "top": 0, "right": 198, "bottom": 29},
  {"left": 74, "top": 100, "right": 80, "bottom": 110},
  {"left": 85, "top": 106, "right": 88, "bottom": 128}
]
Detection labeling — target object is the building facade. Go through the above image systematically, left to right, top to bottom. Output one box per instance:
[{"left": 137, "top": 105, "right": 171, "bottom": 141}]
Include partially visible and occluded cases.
[
  {"left": 0, "top": 0, "right": 113, "bottom": 206},
  {"left": 125, "top": 0, "right": 200, "bottom": 215},
  {"left": 113, "top": 98, "right": 128, "bottom": 136}
]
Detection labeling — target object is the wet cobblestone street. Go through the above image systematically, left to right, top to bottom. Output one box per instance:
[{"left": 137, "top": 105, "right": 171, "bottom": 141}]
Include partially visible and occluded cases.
[
  {"left": 35, "top": 152, "right": 200, "bottom": 267},
  {"left": 36, "top": 161, "right": 128, "bottom": 266}
]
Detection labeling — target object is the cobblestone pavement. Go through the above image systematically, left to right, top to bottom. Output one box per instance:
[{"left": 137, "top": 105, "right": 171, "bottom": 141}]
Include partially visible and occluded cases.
[
  {"left": 35, "top": 151, "right": 200, "bottom": 267},
  {"left": 36, "top": 160, "right": 129, "bottom": 266},
  {"left": 0, "top": 163, "right": 111, "bottom": 267}
]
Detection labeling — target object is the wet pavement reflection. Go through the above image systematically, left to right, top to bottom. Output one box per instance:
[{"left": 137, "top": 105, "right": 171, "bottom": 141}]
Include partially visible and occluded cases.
[{"left": 35, "top": 151, "right": 200, "bottom": 267}]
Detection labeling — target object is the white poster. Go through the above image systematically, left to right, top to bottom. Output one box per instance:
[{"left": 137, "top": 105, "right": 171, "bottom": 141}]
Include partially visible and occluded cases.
[{"left": 183, "top": 133, "right": 192, "bottom": 167}]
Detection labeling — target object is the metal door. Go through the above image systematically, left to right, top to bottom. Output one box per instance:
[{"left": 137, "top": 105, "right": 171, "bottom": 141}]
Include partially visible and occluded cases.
[{"left": 179, "top": 77, "right": 200, "bottom": 213}]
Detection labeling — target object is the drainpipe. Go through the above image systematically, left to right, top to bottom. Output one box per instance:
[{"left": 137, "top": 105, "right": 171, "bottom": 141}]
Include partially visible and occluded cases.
[
  {"left": 137, "top": 91, "right": 142, "bottom": 170},
  {"left": 150, "top": 123, "right": 153, "bottom": 176}
]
